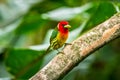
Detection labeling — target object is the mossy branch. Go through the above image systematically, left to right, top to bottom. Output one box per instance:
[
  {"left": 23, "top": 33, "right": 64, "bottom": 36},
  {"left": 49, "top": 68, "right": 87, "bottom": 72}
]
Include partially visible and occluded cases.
[{"left": 30, "top": 12, "right": 120, "bottom": 80}]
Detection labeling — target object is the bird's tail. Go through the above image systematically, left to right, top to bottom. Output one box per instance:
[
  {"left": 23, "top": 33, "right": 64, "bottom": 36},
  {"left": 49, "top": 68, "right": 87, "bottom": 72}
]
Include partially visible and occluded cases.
[{"left": 46, "top": 46, "right": 51, "bottom": 54}]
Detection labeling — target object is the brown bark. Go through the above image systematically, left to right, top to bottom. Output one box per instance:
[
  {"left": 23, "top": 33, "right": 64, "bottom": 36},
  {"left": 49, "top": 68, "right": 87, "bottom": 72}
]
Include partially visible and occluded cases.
[{"left": 30, "top": 12, "right": 120, "bottom": 80}]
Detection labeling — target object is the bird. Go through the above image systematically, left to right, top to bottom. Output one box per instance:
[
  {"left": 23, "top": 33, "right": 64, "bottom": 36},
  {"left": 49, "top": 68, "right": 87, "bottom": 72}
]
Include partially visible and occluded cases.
[{"left": 46, "top": 21, "right": 71, "bottom": 53}]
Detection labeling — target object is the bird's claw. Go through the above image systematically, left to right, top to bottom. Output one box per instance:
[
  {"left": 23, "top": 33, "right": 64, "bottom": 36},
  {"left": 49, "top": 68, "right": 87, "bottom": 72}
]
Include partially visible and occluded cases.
[
  {"left": 64, "top": 43, "right": 72, "bottom": 47},
  {"left": 65, "top": 43, "right": 72, "bottom": 45},
  {"left": 56, "top": 49, "right": 64, "bottom": 54},
  {"left": 57, "top": 51, "right": 64, "bottom": 54}
]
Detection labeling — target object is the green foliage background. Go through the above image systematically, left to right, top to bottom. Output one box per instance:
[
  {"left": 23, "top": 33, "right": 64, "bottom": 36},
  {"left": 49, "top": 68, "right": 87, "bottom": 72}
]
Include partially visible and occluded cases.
[{"left": 0, "top": 0, "right": 120, "bottom": 80}]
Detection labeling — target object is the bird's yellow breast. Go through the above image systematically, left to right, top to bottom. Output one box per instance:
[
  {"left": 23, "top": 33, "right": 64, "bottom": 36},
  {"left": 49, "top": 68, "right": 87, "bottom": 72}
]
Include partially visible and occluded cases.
[{"left": 56, "top": 32, "right": 68, "bottom": 47}]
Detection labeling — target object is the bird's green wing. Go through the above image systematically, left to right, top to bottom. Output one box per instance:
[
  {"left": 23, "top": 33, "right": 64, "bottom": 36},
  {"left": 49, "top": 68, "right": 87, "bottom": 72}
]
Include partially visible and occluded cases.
[{"left": 50, "top": 27, "right": 58, "bottom": 43}]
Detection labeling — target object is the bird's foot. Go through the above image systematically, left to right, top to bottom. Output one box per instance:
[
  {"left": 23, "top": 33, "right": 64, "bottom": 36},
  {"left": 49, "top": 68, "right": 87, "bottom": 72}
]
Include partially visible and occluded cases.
[
  {"left": 64, "top": 43, "right": 72, "bottom": 47},
  {"left": 65, "top": 43, "right": 72, "bottom": 45},
  {"left": 56, "top": 49, "right": 64, "bottom": 54},
  {"left": 57, "top": 51, "right": 64, "bottom": 54}
]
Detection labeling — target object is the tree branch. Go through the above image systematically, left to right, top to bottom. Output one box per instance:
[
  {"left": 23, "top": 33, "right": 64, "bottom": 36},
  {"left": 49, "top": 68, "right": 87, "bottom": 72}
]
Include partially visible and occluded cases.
[{"left": 30, "top": 12, "right": 120, "bottom": 80}]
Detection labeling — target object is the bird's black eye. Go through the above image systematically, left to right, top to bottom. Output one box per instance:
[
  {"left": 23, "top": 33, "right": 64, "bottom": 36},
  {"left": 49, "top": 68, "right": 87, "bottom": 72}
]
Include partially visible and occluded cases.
[{"left": 62, "top": 24, "right": 65, "bottom": 26}]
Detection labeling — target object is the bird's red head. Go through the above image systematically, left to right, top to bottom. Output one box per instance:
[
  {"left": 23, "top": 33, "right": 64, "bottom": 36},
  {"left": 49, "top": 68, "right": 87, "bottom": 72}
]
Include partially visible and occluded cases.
[{"left": 57, "top": 21, "right": 71, "bottom": 33}]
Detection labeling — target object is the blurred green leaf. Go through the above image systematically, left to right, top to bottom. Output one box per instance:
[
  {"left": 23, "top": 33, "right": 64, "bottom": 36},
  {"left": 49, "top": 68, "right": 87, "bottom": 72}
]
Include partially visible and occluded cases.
[
  {"left": 83, "top": 1, "right": 117, "bottom": 32},
  {"left": 41, "top": 2, "right": 93, "bottom": 21},
  {"left": 15, "top": 12, "right": 49, "bottom": 35},
  {"left": 5, "top": 48, "right": 45, "bottom": 79}
]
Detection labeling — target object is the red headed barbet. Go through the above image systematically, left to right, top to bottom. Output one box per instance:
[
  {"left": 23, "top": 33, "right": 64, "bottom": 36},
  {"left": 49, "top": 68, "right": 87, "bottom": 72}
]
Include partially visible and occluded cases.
[{"left": 46, "top": 21, "right": 71, "bottom": 53}]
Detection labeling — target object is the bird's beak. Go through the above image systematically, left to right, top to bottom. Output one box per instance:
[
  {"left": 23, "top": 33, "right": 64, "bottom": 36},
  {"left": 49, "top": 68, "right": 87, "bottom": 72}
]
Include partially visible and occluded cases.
[{"left": 64, "top": 25, "right": 71, "bottom": 29}]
